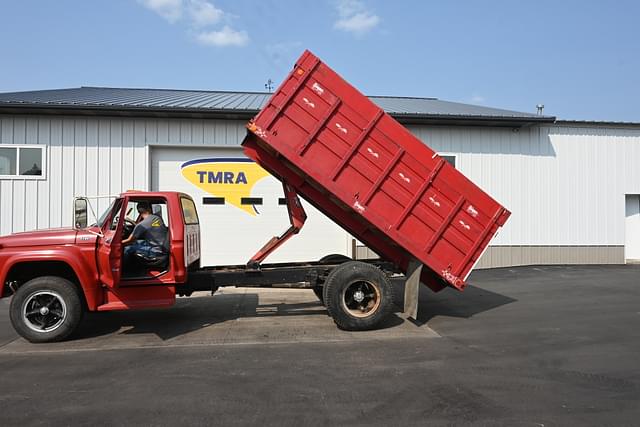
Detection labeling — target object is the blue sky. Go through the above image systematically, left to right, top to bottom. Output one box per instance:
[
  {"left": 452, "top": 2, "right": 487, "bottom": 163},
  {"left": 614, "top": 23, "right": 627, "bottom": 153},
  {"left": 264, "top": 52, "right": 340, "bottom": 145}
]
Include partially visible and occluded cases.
[{"left": 0, "top": 0, "right": 638, "bottom": 121}]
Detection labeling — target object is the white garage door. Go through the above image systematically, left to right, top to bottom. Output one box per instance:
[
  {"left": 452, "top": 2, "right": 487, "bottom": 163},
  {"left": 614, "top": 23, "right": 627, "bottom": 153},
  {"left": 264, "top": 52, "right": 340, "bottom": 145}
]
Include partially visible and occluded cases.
[
  {"left": 151, "top": 146, "right": 351, "bottom": 266},
  {"left": 626, "top": 195, "right": 640, "bottom": 262}
]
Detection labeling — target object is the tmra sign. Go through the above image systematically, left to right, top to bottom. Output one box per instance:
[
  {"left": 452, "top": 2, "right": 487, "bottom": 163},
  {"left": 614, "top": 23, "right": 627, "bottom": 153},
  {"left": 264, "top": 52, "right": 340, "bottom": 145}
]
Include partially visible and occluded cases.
[{"left": 180, "top": 158, "right": 270, "bottom": 216}]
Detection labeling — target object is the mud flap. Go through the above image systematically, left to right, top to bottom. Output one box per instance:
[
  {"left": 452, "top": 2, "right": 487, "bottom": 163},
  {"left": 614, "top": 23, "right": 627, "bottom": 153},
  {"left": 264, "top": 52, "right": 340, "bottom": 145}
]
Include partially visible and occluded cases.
[{"left": 404, "top": 260, "right": 423, "bottom": 320}]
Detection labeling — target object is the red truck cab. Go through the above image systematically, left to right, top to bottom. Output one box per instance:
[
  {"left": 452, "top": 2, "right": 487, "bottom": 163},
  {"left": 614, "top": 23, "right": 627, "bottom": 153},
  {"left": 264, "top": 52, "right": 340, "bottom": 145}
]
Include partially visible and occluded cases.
[{"left": 0, "top": 191, "right": 201, "bottom": 342}]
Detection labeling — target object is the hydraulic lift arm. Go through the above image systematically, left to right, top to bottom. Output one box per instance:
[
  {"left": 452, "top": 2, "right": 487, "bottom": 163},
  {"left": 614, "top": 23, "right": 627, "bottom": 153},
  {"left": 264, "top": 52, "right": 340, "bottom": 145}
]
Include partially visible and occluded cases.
[{"left": 247, "top": 182, "right": 307, "bottom": 268}]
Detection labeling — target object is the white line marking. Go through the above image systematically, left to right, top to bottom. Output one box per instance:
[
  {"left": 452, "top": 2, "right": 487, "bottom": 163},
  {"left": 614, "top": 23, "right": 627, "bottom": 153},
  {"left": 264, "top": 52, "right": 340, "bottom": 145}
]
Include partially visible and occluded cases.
[
  {"left": 312, "top": 82, "right": 324, "bottom": 95},
  {"left": 302, "top": 97, "right": 315, "bottom": 108},
  {"left": 335, "top": 123, "right": 348, "bottom": 134},
  {"left": 367, "top": 147, "right": 379, "bottom": 158},
  {"left": 398, "top": 172, "right": 410, "bottom": 183},
  {"left": 428, "top": 196, "right": 441, "bottom": 208},
  {"left": 467, "top": 205, "right": 478, "bottom": 217},
  {"left": 459, "top": 220, "right": 471, "bottom": 230},
  {"left": 441, "top": 269, "right": 461, "bottom": 286}
]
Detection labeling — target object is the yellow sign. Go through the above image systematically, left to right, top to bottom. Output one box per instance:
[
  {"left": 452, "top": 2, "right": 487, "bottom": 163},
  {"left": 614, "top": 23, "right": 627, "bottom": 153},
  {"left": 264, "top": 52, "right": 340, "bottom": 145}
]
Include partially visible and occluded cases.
[{"left": 181, "top": 158, "right": 270, "bottom": 216}]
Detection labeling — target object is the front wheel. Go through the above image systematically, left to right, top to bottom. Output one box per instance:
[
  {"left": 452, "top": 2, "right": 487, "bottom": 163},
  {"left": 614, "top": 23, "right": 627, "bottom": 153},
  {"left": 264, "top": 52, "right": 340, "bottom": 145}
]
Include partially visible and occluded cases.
[
  {"left": 324, "top": 261, "right": 395, "bottom": 331},
  {"left": 9, "top": 276, "right": 83, "bottom": 343}
]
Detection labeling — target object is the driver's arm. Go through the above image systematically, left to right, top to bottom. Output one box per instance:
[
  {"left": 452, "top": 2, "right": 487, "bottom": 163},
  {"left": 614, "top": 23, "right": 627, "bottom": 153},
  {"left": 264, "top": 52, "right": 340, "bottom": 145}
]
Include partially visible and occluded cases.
[
  {"left": 122, "top": 222, "right": 144, "bottom": 246},
  {"left": 122, "top": 234, "right": 136, "bottom": 246}
]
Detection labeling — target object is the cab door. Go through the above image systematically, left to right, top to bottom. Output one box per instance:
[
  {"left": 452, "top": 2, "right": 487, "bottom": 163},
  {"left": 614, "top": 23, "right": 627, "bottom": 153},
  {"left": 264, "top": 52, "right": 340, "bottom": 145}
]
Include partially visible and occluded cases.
[{"left": 97, "top": 198, "right": 126, "bottom": 287}]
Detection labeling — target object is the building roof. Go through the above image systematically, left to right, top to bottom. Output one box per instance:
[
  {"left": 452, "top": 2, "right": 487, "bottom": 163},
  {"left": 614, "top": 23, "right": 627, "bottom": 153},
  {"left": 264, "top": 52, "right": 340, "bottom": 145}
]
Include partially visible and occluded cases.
[
  {"left": 0, "top": 86, "right": 556, "bottom": 126},
  {"left": 554, "top": 119, "right": 640, "bottom": 128}
]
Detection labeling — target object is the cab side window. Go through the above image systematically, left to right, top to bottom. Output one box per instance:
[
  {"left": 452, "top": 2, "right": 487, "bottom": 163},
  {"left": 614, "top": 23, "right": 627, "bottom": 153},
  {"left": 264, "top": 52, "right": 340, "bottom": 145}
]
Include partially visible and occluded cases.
[{"left": 181, "top": 197, "right": 199, "bottom": 225}]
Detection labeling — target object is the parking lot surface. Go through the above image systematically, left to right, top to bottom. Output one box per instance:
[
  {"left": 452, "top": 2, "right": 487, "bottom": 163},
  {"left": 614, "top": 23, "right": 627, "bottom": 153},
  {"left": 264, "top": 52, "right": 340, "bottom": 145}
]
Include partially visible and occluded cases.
[{"left": 0, "top": 265, "right": 639, "bottom": 426}]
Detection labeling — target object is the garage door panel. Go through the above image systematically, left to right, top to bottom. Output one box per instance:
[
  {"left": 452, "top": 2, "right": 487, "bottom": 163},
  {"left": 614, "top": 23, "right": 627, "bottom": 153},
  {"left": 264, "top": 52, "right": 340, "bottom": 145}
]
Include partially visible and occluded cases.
[{"left": 151, "top": 147, "right": 349, "bottom": 266}]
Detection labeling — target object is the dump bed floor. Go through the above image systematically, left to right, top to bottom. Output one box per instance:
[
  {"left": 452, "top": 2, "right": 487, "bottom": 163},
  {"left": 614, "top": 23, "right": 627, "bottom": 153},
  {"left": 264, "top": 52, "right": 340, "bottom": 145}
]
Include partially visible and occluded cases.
[{"left": 243, "top": 50, "right": 510, "bottom": 291}]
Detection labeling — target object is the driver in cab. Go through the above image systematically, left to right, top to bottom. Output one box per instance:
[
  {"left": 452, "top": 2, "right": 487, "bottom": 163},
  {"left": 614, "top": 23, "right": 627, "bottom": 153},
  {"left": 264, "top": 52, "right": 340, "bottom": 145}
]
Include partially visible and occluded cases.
[{"left": 122, "top": 202, "right": 168, "bottom": 266}]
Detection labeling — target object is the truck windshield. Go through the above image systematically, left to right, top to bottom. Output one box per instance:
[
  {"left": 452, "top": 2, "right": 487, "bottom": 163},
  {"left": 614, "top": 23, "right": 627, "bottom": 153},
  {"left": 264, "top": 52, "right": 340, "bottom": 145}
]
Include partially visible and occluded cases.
[{"left": 96, "top": 199, "right": 117, "bottom": 228}]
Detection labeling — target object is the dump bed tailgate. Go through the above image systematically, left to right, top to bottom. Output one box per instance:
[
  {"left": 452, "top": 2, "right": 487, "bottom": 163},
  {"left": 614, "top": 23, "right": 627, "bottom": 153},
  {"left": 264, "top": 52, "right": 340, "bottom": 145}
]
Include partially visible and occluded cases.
[{"left": 243, "top": 50, "right": 510, "bottom": 291}]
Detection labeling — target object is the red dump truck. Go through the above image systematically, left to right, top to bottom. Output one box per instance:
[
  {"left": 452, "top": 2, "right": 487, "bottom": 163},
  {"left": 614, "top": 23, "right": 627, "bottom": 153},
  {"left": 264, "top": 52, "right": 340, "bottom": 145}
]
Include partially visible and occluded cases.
[{"left": 0, "top": 50, "right": 510, "bottom": 342}]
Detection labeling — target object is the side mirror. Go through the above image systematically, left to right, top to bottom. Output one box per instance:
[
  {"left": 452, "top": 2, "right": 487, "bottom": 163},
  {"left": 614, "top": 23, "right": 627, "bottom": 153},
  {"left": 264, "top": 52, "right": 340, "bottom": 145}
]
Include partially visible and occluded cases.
[{"left": 74, "top": 198, "right": 88, "bottom": 229}]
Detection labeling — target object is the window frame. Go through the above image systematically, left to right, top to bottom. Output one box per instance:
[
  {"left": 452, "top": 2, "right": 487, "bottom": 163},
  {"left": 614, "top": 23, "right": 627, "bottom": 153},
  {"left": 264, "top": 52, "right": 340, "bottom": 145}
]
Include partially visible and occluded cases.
[
  {"left": 0, "top": 144, "right": 47, "bottom": 180},
  {"left": 438, "top": 153, "right": 457, "bottom": 168},
  {"left": 180, "top": 196, "right": 200, "bottom": 225}
]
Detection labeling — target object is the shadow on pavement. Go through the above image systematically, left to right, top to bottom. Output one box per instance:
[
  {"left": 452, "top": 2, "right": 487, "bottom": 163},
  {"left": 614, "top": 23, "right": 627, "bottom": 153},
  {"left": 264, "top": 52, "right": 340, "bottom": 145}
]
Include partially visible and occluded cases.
[
  {"left": 3, "top": 280, "right": 515, "bottom": 344},
  {"left": 392, "top": 280, "right": 517, "bottom": 325},
  {"left": 72, "top": 291, "right": 405, "bottom": 342},
  {"left": 0, "top": 298, "right": 17, "bottom": 346}
]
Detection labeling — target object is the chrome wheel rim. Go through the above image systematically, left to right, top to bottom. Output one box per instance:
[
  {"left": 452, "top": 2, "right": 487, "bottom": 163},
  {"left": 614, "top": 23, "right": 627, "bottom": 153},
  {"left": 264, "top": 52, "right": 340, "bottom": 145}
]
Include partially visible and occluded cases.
[
  {"left": 341, "top": 280, "right": 381, "bottom": 318},
  {"left": 22, "top": 291, "right": 67, "bottom": 333}
]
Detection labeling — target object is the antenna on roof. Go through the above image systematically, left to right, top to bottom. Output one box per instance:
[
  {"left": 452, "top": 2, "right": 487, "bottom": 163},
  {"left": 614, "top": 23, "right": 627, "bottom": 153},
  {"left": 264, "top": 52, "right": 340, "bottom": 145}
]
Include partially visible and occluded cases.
[
  {"left": 265, "top": 79, "right": 274, "bottom": 93},
  {"left": 536, "top": 104, "right": 544, "bottom": 115}
]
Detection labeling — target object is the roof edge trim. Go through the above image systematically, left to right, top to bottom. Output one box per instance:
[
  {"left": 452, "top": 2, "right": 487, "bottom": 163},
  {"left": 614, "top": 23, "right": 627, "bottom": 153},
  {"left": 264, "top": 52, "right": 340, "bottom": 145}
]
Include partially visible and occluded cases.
[{"left": 0, "top": 103, "right": 556, "bottom": 124}]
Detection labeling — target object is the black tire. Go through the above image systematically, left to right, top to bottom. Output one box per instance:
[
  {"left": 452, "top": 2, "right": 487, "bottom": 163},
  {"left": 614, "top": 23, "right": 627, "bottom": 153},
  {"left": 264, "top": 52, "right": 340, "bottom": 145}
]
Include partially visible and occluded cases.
[
  {"left": 314, "top": 254, "right": 353, "bottom": 305},
  {"left": 319, "top": 254, "right": 352, "bottom": 264},
  {"left": 324, "top": 261, "right": 394, "bottom": 331},
  {"left": 9, "top": 276, "right": 83, "bottom": 343}
]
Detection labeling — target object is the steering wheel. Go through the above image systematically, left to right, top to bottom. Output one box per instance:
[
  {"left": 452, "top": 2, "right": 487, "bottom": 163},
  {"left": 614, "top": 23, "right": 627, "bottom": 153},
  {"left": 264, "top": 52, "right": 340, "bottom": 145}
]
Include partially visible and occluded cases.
[{"left": 123, "top": 218, "right": 136, "bottom": 239}]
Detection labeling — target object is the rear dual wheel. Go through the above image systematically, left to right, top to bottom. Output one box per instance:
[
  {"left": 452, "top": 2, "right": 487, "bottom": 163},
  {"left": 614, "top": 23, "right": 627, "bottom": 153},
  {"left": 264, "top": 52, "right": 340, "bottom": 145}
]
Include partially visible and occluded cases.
[
  {"left": 312, "top": 254, "right": 352, "bottom": 305},
  {"left": 323, "top": 261, "right": 394, "bottom": 331}
]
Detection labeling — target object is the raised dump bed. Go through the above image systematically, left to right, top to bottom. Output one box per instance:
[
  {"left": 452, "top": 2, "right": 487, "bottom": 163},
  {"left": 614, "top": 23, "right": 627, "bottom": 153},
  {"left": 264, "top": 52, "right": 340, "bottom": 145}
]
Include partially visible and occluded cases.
[{"left": 243, "top": 50, "right": 510, "bottom": 293}]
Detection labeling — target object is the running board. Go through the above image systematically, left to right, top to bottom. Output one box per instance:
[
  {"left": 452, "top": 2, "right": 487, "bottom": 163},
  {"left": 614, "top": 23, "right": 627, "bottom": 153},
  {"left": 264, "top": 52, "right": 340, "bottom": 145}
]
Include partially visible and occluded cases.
[{"left": 97, "top": 286, "right": 176, "bottom": 311}]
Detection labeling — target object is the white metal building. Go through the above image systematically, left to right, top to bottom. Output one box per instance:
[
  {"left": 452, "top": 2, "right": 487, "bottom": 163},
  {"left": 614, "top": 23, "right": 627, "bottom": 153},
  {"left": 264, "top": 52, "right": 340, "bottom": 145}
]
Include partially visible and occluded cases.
[{"left": 0, "top": 87, "right": 638, "bottom": 268}]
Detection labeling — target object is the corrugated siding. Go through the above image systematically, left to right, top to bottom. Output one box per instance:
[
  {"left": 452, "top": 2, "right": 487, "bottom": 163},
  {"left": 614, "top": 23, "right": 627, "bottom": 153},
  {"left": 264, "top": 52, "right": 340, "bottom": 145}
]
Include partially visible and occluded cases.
[
  {"left": 2, "top": 113, "right": 640, "bottom": 257},
  {"left": 0, "top": 115, "right": 245, "bottom": 234},
  {"left": 408, "top": 125, "right": 640, "bottom": 247}
]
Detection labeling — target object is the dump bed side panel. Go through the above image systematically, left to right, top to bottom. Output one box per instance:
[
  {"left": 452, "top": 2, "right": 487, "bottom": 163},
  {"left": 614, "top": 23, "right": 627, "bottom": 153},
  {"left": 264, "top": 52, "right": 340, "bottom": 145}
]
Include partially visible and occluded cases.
[{"left": 245, "top": 50, "right": 510, "bottom": 290}]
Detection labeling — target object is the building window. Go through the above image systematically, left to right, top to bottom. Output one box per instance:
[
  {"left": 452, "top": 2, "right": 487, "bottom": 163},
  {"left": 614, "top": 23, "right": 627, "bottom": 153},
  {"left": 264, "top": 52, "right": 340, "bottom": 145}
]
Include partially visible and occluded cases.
[
  {"left": 0, "top": 146, "right": 45, "bottom": 178},
  {"left": 440, "top": 154, "right": 456, "bottom": 168}
]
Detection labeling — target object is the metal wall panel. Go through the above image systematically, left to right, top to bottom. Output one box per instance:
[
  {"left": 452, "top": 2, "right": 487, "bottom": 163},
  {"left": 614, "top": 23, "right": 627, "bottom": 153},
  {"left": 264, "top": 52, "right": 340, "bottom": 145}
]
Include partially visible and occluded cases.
[
  {"left": 1, "top": 113, "right": 639, "bottom": 270},
  {"left": 0, "top": 115, "right": 245, "bottom": 233},
  {"left": 407, "top": 124, "right": 640, "bottom": 247},
  {"left": 474, "top": 246, "right": 624, "bottom": 268}
]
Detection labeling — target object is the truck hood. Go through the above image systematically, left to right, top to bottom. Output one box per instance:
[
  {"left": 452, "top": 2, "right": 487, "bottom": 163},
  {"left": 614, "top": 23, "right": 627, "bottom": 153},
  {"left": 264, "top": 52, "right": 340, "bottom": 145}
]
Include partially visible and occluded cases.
[{"left": 0, "top": 228, "right": 78, "bottom": 248}]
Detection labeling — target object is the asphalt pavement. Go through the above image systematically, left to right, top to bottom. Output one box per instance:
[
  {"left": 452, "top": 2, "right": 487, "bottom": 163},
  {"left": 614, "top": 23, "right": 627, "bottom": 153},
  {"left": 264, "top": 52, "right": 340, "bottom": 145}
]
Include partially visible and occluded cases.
[{"left": 0, "top": 265, "right": 639, "bottom": 426}]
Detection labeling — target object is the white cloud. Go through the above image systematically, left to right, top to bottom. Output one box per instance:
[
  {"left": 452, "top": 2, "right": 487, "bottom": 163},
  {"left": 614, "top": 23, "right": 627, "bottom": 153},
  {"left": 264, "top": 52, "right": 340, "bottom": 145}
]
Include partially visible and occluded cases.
[
  {"left": 138, "top": 0, "right": 183, "bottom": 23},
  {"left": 138, "top": 0, "right": 249, "bottom": 47},
  {"left": 187, "top": 0, "right": 223, "bottom": 27},
  {"left": 333, "top": 0, "right": 380, "bottom": 36},
  {"left": 335, "top": 0, "right": 364, "bottom": 17},
  {"left": 335, "top": 12, "right": 380, "bottom": 35},
  {"left": 196, "top": 26, "right": 249, "bottom": 47},
  {"left": 470, "top": 95, "right": 486, "bottom": 104}
]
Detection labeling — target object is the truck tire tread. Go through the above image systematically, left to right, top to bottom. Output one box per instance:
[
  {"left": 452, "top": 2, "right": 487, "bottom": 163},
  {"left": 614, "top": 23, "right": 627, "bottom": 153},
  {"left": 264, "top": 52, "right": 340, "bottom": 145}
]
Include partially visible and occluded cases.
[
  {"left": 324, "top": 261, "right": 394, "bottom": 331},
  {"left": 9, "top": 276, "right": 83, "bottom": 343}
]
